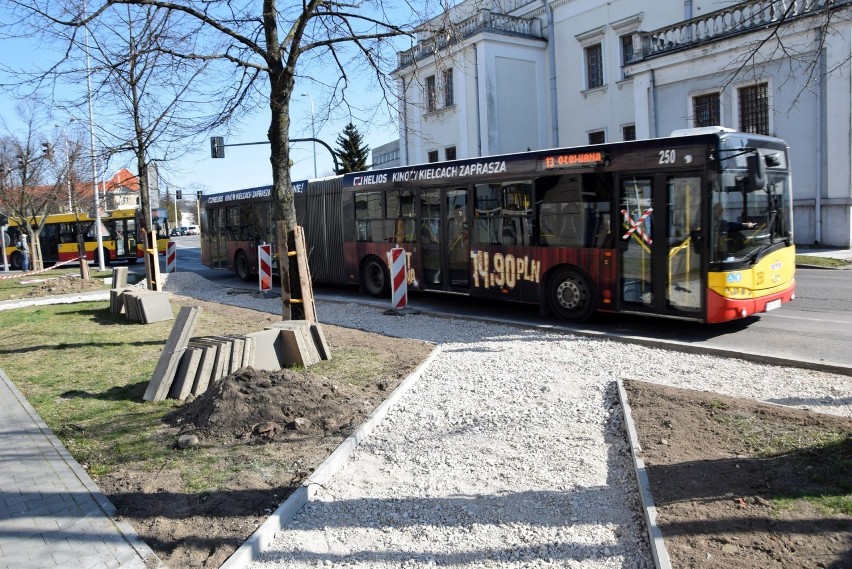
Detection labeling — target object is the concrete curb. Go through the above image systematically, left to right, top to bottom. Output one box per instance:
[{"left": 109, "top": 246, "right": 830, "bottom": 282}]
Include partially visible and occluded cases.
[
  {"left": 796, "top": 262, "right": 852, "bottom": 270},
  {"left": 0, "top": 289, "right": 110, "bottom": 310},
  {"left": 219, "top": 344, "right": 444, "bottom": 569},
  {"left": 617, "top": 378, "right": 672, "bottom": 569}
]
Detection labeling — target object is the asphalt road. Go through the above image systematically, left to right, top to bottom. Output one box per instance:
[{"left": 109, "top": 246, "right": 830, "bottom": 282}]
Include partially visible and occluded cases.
[{"left": 153, "top": 236, "right": 852, "bottom": 372}]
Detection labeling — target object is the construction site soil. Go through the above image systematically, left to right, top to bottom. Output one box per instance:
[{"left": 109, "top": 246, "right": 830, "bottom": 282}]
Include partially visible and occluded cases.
[{"left": 16, "top": 275, "right": 852, "bottom": 568}]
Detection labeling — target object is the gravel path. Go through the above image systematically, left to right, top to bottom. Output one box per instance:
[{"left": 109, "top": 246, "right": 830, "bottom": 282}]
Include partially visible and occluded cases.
[{"left": 161, "top": 273, "right": 852, "bottom": 568}]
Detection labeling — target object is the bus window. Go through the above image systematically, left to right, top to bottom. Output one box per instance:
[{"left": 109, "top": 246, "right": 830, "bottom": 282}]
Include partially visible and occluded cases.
[
  {"left": 535, "top": 173, "right": 612, "bottom": 248},
  {"left": 473, "top": 181, "right": 531, "bottom": 246},
  {"left": 501, "top": 181, "right": 531, "bottom": 246},
  {"left": 474, "top": 184, "right": 501, "bottom": 245},
  {"left": 386, "top": 189, "right": 416, "bottom": 243},
  {"left": 354, "top": 191, "right": 383, "bottom": 242},
  {"left": 252, "top": 202, "right": 274, "bottom": 243},
  {"left": 226, "top": 204, "right": 255, "bottom": 241},
  {"left": 59, "top": 222, "right": 77, "bottom": 244}
]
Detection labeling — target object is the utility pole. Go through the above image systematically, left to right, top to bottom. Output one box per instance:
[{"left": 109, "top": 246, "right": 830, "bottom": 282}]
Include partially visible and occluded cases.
[{"left": 301, "top": 93, "right": 317, "bottom": 178}]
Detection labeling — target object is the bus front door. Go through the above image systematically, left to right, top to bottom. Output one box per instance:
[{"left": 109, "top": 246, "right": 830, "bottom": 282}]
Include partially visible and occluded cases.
[
  {"left": 617, "top": 173, "right": 703, "bottom": 318},
  {"left": 420, "top": 188, "right": 470, "bottom": 292}
]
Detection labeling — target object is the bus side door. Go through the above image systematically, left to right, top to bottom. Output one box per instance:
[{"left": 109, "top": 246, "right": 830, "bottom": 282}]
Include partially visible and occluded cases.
[
  {"left": 617, "top": 172, "right": 704, "bottom": 317},
  {"left": 420, "top": 187, "right": 470, "bottom": 292}
]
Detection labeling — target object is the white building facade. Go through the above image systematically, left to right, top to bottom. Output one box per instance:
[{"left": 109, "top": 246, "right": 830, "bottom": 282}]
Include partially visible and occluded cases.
[{"left": 392, "top": 0, "right": 852, "bottom": 247}]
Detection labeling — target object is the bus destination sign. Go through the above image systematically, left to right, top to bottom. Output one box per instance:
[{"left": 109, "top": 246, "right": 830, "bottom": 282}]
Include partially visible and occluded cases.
[{"left": 540, "top": 151, "right": 605, "bottom": 170}]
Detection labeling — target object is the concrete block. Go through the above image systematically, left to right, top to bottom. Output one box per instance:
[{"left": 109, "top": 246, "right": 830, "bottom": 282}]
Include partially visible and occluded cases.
[
  {"left": 111, "top": 267, "right": 128, "bottom": 289},
  {"left": 136, "top": 291, "right": 173, "bottom": 324},
  {"left": 143, "top": 306, "right": 201, "bottom": 402},
  {"left": 267, "top": 320, "right": 331, "bottom": 365},
  {"left": 310, "top": 323, "right": 331, "bottom": 361},
  {"left": 279, "top": 328, "right": 321, "bottom": 367},
  {"left": 244, "top": 329, "right": 282, "bottom": 371},
  {"left": 226, "top": 336, "right": 245, "bottom": 373},
  {"left": 198, "top": 337, "right": 232, "bottom": 380},
  {"left": 190, "top": 344, "right": 217, "bottom": 396},
  {"left": 168, "top": 347, "right": 202, "bottom": 400}
]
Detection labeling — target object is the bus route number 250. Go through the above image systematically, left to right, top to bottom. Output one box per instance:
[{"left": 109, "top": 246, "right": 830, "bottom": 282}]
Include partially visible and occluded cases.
[{"left": 659, "top": 149, "right": 677, "bottom": 165}]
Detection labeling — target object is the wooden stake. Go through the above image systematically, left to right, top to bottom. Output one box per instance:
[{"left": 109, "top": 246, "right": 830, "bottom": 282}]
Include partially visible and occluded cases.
[
  {"left": 277, "top": 223, "right": 292, "bottom": 320},
  {"left": 294, "top": 226, "right": 316, "bottom": 322},
  {"left": 76, "top": 234, "right": 90, "bottom": 281}
]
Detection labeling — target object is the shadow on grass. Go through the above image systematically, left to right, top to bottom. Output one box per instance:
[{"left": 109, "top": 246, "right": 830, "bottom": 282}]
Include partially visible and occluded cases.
[
  {"left": 0, "top": 339, "right": 164, "bottom": 356},
  {"left": 60, "top": 380, "right": 150, "bottom": 402},
  {"left": 647, "top": 436, "right": 852, "bottom": 506}
]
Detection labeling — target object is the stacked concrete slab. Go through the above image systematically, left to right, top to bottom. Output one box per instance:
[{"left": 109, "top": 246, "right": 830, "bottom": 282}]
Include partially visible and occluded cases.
[
  {"left": 108, "top": 268, "right": 173, "bottom": 324},
  {"left": 121, "top": 289, "right": 174, "bottom": 323},
  {"left": 143, "top": 306, "right": 202, "bottom": 402},
  {"left": 144, "top": 313, "right": 332, "bottom": 402},
  {"left": 267, "top": 321, "right": 331, "bottom": 367}
]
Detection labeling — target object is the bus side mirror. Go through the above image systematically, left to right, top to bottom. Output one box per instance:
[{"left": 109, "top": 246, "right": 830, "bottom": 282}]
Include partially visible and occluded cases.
[{"left": 747, "top": 154, "right": 766, "bottom": 190}]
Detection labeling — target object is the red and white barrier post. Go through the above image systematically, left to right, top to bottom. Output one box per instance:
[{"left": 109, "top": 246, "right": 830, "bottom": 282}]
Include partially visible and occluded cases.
[
  {"left": 165, "top": 241, "right": 176, "bottom": 273},
  {"left": 258, "top": 244, "right": 272, "bottom": 291},
  {"left": 389, "top": 247, "right": 408, "bottom": 309}
]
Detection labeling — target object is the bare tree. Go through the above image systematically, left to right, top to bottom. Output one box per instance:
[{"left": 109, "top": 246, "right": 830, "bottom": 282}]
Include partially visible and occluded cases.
[
  {"left": 7, "top": 0, "right": 431, "bottom": 312},
  {"left": 0, "top": 104, "right": 69, "bottom": 270}
]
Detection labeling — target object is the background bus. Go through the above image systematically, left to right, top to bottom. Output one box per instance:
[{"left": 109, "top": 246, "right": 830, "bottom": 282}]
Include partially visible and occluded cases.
[
  {"left": 201, "top": 128, "right": 795, "bottom": 324},
  {"left": 3, "top": 208, "right": 171, "bottom": 269}
]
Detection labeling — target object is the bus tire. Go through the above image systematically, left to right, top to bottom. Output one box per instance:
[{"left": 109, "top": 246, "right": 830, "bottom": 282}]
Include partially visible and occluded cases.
[
  {"left": 235, "top": 250, "right": 252, "bottom": 281},
  {"left": 9, "top": 251, "right": 22, "bottom": 271},
  {"left": 361, "top": 256, "right": 390, "bottom": 298},
  {"left": 548, "top": 267, "right": 595, "bottom": 322}
]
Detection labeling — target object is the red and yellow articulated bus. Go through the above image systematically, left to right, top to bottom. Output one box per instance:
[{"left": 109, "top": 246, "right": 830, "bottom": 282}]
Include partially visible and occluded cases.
[
  {"left": 201, "top": 127, "right": 795, "bottom": 324},
  {"left": 3, "top": 208, "right": 172, "bottom": 269}
]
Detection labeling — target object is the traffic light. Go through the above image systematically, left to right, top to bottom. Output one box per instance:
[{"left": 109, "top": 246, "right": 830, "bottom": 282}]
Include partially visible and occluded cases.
[
  {"left": 210, "top": 136, "right": 225, "bottom": 158},
  {"left": 175, "top": 190, "right": 182, "bottom": 200}
]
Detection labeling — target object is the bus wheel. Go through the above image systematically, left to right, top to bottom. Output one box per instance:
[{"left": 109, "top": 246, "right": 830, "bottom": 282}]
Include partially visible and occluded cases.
[
  {"left": 235, "top": 250, "right": 252, "bottom": 281},
  {"left": 9, "top": 251, "right": 22, "bottom": 271},
  {"left": 361, "top": 256, "right": 390, "bottom": 297},
  {"left": 548, "top": 268, "right": 595, "bottom": 322}
]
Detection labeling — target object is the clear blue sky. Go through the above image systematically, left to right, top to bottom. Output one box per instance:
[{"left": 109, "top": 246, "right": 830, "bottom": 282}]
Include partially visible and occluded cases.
[{"left": 0, "top": 6, "right": 409, "bottom": 196}]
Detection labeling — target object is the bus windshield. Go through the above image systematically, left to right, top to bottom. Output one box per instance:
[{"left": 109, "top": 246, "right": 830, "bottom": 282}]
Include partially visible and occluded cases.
[{"left": 712, "top": 168, "right": 791, "bottom": 264}]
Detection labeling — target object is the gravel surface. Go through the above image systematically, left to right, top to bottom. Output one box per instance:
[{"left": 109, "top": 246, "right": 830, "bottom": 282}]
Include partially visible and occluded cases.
[{"left": 160, "top": 272, "right": 852, "bottom": 568}]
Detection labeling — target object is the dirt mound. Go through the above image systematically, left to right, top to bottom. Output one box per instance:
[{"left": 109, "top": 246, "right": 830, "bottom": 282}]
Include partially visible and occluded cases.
[
  {"left": 24, "top": 275, "right": 104, "bottom": 297},
  {"left": 166, "top": 366, "right": 378, "bottom": 442}
]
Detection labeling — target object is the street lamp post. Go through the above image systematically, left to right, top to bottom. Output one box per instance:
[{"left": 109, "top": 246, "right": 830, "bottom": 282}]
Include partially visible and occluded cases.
[
  {"left": 84, "top": 24, "right": 105, "bottom": 271},
  {"left": 301, "top": 93, "right": 317, "bottom": 178}
]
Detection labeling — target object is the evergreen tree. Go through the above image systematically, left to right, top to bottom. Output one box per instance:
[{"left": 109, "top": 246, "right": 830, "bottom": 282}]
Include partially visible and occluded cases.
[{"left": 334, "top": 122, "right": 370, "bottom": 174}]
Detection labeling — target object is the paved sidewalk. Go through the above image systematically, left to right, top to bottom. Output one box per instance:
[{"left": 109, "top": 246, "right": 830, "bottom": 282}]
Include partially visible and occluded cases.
[
  {"left": 796, "top": 247, "right": 852, "bottom": 262},
  {"left": 0, "top": 368, "right": 161, "bottom": 569}
]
